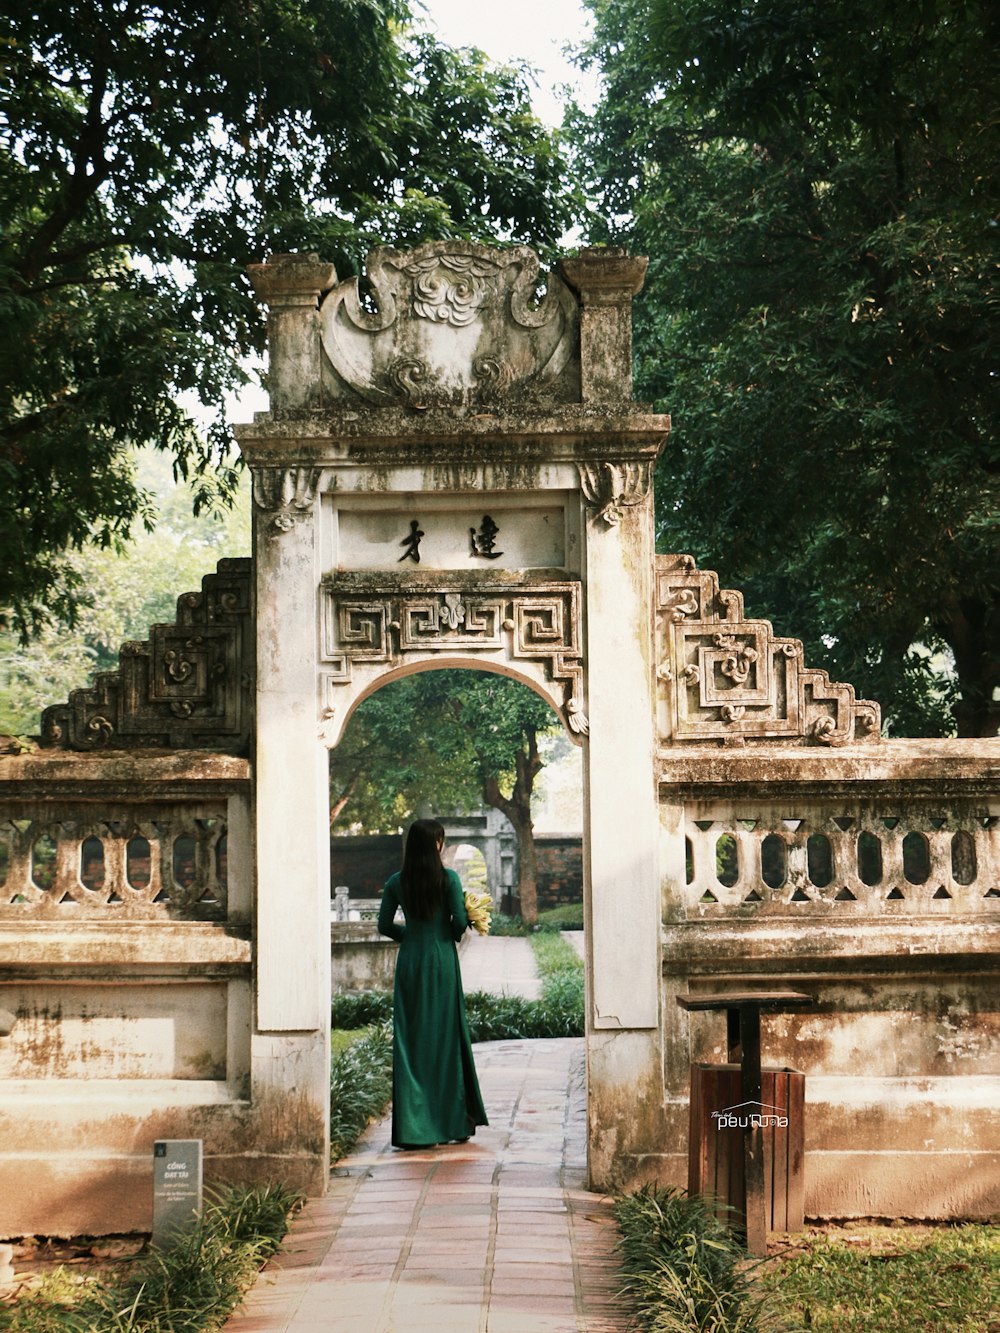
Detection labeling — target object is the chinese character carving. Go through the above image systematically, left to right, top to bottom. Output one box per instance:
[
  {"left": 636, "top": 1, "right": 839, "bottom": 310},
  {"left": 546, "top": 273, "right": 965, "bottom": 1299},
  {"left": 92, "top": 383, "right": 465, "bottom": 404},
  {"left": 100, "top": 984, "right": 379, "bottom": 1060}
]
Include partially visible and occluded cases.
[
  {"left": 470, "top": 516, "right": 503, "bottom": 560},
  {"left": 398, "top": 519, "right": 424, "bottom": 564}
]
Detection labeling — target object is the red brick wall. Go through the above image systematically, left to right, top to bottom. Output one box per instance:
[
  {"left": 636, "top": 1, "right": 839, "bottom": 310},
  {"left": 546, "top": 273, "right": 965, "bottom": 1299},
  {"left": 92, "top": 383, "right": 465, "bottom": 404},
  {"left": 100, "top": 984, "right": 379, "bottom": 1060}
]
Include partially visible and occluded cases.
[
  {"left": 330, "top": 834, "right": 403, "bottom": 899},
  {"left": 535, "top": 835, "right": 583, "bottom": 910}
]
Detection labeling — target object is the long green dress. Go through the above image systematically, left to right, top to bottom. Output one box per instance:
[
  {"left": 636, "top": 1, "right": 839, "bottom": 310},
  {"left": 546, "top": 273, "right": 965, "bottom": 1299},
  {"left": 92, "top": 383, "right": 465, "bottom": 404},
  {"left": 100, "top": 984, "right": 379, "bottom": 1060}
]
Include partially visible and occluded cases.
[{"left": 378, "top": 867, "right": 488, "bottom": 1148}]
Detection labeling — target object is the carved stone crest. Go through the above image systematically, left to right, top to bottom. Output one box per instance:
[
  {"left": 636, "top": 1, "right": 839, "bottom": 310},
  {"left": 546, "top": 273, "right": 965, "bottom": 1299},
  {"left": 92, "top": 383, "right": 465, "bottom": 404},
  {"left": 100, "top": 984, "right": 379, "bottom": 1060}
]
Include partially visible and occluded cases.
[{"left": 319, "top": 241, "right": 578, "bottom": 406}]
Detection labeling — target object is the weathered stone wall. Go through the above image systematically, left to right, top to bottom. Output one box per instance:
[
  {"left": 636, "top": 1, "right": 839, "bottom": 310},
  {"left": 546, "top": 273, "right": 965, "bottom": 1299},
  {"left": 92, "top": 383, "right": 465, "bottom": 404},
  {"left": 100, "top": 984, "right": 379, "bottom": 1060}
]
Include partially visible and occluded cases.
[
  {"left": 653, "top": 741, "right": 1000, "bottom": 1219},
  {"left": 0, "top": 750, "right": 278, "bottom": 1235}
]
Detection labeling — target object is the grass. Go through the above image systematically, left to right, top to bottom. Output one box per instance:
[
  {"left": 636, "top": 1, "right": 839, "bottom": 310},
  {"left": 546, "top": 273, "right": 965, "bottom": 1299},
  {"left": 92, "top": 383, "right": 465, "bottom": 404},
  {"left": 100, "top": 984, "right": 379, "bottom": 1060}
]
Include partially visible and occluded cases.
[
  {"left": 0, "top": 1185, "right": 298, "bottom": 1333},
  {"left": 613, "top": 1190, "right": 1000, "bottom": 1333},
  {"left": 757, "top": 1222, "right": 1000, "bottom": 1332}
]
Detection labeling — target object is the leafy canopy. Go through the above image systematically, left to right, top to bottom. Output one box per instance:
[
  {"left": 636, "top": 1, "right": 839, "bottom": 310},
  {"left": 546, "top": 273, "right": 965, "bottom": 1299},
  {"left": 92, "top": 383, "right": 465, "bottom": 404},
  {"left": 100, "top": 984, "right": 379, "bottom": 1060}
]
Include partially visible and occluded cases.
[
  {"left": 1, "top": 0, "right": 576, "bottom": 633},
  {"left": 571, "top": 0, "right": 999, "bottom": 735},
  {"left": 329, "top": 668, "right": 560, "bottom": 832}
]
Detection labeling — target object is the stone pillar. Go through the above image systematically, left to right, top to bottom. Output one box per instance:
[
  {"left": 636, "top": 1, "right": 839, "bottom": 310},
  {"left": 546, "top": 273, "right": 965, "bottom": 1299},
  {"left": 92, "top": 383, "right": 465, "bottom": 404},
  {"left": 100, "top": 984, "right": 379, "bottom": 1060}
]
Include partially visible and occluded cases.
[
  {"left": 561, "top": 250, "right": 648, "bottom": 403},
  {"left": 248, "top": 254, "right": 338, "bottom": 410},
  {"left": 250, "top": 473, "right": 331, "bottom": 1185},
  {"left": 581, "top": 478, "right": 663, "bottom": 1188}
]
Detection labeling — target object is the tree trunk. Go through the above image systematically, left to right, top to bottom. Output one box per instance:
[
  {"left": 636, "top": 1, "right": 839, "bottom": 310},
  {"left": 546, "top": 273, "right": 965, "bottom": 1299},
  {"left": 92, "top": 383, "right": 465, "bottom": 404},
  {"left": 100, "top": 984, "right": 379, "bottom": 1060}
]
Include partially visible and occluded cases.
[
  {"left": 937, "top": 596, "right": 1000, "bottom": 738},
  {"left": 482, "top": 727, "right": 543, "bottom": 926}
]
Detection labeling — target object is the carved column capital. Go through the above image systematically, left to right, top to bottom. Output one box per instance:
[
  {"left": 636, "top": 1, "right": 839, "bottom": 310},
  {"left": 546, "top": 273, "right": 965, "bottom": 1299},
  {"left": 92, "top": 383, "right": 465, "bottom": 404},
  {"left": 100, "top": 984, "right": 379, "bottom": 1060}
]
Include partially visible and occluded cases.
[
  {"left": 561, "top": 248, "right": 647, "bottom": 403},
  {"left": 248, "top": 252, "right": 339, "bottom": 309},
  {"left": 247, "top": 253, "right": 339, "bottom": 410},
  {"left": 578, "top": 460, "right": 654, "bottom": 525},
  {"left": 252, "top": 466, "right": 321, "bottom": 532}
]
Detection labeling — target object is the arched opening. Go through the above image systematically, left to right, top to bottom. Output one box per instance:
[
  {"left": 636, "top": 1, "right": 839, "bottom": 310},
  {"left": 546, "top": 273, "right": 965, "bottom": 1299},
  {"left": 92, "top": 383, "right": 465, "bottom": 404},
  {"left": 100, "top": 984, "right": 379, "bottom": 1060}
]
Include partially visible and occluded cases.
[{"left": 328, "top": 662, "right": 582, "bottom": 934}]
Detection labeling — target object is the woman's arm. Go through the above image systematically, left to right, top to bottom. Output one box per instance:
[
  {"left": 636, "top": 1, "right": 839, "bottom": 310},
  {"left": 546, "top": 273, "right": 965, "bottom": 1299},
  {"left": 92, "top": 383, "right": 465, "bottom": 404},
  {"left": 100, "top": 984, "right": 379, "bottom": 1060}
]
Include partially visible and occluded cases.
[
  {"left": 446, "top": 869, "right": 469, "bottom": 942},
  {"left": 378, "top": 876, "right": 405, "bottom": 942}
]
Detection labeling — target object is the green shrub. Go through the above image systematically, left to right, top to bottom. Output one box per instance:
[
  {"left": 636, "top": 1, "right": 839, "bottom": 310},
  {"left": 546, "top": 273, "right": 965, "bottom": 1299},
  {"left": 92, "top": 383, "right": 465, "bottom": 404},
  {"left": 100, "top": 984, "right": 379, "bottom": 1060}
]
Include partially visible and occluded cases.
[
  {"left": 536, "top": 903, "right": 584, "bottom": 931},
  {"left": 487, "top": 912, "right": 527, "bottom": 936},
  {"left": 330, "top": 990, "right": 392, "bottom": 1029},
  {"left": 329, "top": 1021, "right": 393, "bottom": 1162},
  {"left": 0, "top": 1185, "right": 297, "bottom": 1333},
  {"left": 614, "top": 1185, "right": 777, "bottom": 1333}
]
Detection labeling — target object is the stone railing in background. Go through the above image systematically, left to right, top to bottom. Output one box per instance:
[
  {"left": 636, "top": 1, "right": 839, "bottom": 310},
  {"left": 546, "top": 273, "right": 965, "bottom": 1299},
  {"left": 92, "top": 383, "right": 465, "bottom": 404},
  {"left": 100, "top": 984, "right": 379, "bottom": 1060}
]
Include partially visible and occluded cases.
[
  {"left": 0, "top": 752, "right": 249, "bottom": 924},
  {"left": 1, "top": 808, "right": 229, "bottom": 921}
]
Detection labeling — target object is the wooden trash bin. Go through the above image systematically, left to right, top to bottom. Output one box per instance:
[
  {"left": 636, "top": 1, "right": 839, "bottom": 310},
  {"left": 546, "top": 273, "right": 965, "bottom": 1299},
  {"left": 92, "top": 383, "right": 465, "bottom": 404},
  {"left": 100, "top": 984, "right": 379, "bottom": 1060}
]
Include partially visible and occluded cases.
[{"left": 689, "top": 1062, "right": 805, "bottom": 1233}]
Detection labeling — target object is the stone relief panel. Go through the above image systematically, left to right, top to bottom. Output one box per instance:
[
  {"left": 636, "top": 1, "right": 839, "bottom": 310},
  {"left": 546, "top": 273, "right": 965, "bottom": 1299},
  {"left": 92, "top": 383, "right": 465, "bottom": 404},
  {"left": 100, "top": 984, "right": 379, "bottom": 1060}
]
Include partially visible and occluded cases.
[
  {"left": 319, "top": 241, "right": 578, "bottom": 406},
  {"left": 578, "top": 460, "right": 654, "bottom": 526},
  {"left": 655, "top": 554, "right": 881, "bottom": 746},
  {"left": 40, "top": 559, "right": 253, "bottom": 754},
  {"left": 319, "top": 578, "right": 587, "bottom": 741}
]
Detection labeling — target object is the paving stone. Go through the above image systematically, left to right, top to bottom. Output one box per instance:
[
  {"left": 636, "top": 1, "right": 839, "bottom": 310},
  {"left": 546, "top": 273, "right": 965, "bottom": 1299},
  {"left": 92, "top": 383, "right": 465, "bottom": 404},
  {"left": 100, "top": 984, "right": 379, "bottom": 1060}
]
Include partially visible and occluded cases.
[{"left": 223, "top": 1037, "right": 628, "bottom": 1332}]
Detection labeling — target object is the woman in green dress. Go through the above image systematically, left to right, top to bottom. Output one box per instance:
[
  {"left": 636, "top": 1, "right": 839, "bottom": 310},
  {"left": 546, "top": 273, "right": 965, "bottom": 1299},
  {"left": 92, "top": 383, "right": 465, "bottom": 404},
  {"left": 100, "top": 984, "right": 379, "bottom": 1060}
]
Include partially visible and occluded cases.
[{"left": 378, "top": 819, "right": 488, "bottom": 1149}]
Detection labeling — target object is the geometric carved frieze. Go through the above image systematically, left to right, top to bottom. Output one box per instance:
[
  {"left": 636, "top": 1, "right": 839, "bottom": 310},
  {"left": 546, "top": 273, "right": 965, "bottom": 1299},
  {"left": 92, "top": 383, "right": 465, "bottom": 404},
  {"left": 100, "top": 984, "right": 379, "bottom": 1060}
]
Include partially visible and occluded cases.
[
  {"left": 655, "top": 554, "right": 881, "bottom": 746},
  {"left": 39, "top": 558, "right": 253, "bottom": 755},
  {"left": 320, "top": 579, "right": 587, "bottom": 736}
]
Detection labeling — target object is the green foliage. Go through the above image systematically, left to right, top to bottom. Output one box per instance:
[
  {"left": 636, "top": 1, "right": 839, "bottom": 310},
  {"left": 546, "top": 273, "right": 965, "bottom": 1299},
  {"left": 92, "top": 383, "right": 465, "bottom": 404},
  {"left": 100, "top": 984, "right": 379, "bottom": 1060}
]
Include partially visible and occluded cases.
[
  {"left": 0, "top": 0, "right": 573, "bottom": 632},
  {"left": 571, "top": 0, "right": 1000, "bottom": 736},
  {"left": 0, "top": 451, "right": 250, "bottom": 736},
  {"left": 535, "top": 903, "right": 584, "bottom": 931},
  {"left": 487, "top": 911, "right": 529, "bottom": 936},
  {"left": 330, "top": 953, "right": 586, "bottom": 1041},
  {"left": 466, "top": 986, "right": 583, "bottom": 1040},
  {"left": 330, "top": 991, "right": 393, "bottom": 1029},
  {"left": 329, "top": 1020, "right": 394, "bottom": 1163},
  {"left": 0, "top": 1184, "right": 297, "bottom": 1332},
  {"left": 613, "top": 1185, "right": 776, "bottom": 1332},
  {"left": 757, "top": 1223, "right": 1000, "bottom": 1332}
]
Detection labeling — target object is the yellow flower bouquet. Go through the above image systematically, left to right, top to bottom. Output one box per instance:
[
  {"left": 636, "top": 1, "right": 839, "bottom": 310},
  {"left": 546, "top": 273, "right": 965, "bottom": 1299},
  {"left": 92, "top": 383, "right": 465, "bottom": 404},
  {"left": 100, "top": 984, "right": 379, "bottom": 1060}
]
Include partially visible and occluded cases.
[{"left": 464, "top": 889, "right": 493, "bottom": 937}]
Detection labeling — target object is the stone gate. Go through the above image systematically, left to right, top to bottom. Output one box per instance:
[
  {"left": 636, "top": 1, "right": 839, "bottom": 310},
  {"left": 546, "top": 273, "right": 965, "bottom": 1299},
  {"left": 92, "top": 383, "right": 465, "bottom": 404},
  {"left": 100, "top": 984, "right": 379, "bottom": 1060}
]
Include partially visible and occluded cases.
[{"left": 0, "top": 240, "right": 996, "bottom": 1234}]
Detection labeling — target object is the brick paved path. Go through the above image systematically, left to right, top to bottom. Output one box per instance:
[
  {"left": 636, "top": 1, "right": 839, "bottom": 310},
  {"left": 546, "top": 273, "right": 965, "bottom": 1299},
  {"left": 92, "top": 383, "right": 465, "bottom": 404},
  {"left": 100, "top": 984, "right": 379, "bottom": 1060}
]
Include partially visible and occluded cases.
[{"left": 223, "top": 1037, "right": 627, "bottom": 1332}]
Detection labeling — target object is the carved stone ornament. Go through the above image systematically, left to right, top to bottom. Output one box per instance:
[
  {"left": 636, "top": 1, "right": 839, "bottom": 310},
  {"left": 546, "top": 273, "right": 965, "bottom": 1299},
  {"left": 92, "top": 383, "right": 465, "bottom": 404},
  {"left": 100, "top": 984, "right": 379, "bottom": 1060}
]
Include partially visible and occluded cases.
[
  {"left": 319, "top": 241, "right": 578, "bottom": 406},
  {"left": 578, "top": 460, "right": 654, "bottom": 525},
  {"left": 252, "top": 466, "right": 321, "bottom": 531},
  {"left": 655, "top": 554, "right": 881, "bottom": 746},
  {"left": 40, "top": 559, "right": 253, "bottom": 754},
  {"left": 320, "top": 579, "right": 588, "bottom": 735}
]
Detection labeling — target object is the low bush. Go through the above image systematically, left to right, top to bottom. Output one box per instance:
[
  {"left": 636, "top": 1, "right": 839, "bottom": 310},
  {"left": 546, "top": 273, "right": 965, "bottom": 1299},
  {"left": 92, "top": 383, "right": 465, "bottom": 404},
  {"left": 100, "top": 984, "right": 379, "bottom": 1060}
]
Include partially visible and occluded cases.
[
  {"left": 536, "top": 903, "right": 584, "bottom": 931},
  {"left": 329, "top": 1021, "right": 393, "bottom": 1163},
  {"left": 0, "top": 1185, "right": 297, "bottom": 1333},
  {"left": 614, "top": 1185, "right": 777, "bottom": 1332}
]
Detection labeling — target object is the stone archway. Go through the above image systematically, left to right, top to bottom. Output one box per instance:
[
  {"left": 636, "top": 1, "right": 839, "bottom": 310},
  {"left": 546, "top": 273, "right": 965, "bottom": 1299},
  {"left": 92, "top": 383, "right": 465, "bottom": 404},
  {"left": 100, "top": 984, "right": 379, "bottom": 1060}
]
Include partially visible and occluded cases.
[{"left": 237, "top": 241, "right": 669, "bottom": 1191}]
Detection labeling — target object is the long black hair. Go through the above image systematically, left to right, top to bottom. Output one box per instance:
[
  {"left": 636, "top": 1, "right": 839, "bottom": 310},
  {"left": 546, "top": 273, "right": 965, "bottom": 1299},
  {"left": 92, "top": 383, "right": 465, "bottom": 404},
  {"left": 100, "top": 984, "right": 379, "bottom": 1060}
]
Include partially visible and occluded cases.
[{"left": 399, "top": 818, "right": 446, "bottom": 920}]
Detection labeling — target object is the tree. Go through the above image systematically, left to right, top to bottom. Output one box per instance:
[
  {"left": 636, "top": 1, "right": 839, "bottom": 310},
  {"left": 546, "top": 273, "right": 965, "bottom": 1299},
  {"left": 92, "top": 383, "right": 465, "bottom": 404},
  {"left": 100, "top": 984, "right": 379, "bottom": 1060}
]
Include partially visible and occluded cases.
[
  {"left": 571, "top": 0, "right": 1000, "bottom": 735},
  {"left": 1, "top": 1, "right": 575, "bottom": 634},
  {"left": 0, "top": 449, "right": 251, "bottom": 737},
  {"left": 329, "top": 670, "right": 563, "bottom": 925}
]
